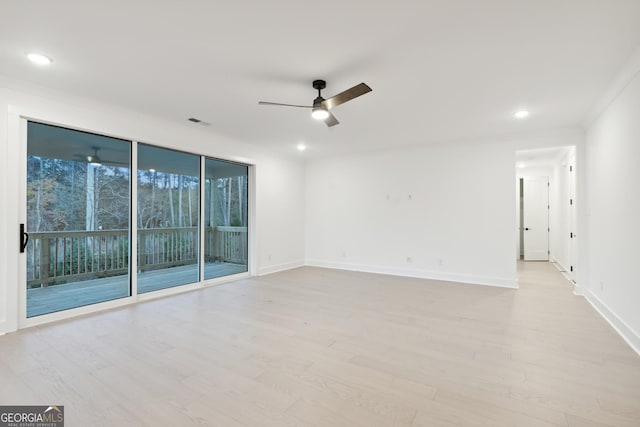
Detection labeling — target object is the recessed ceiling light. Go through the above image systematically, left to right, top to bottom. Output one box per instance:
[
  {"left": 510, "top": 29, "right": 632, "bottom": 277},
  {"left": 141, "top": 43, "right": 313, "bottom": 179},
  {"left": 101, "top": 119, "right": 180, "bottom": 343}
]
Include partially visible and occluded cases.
[
  {"left": 26, "top": 52, "right": 53, "bottom": 66},
  {"left": 514, "top": 110, "right": 529, "bottom": 119},
  {"left": 297, "top": 143, "right": 306, "bottom": 151},
  {"left": 518, "top": 163, "right": 526, "bottom": 169}
]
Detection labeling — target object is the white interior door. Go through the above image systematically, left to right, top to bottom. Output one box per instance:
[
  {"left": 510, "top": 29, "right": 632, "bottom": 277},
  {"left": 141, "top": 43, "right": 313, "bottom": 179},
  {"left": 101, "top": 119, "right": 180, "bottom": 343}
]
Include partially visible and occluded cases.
[
  {"left": 568, "top": 157, "right": 577, "bottom": 281},
  {"left": 523, "top": 177, "right": 549, "bottom": 261}
]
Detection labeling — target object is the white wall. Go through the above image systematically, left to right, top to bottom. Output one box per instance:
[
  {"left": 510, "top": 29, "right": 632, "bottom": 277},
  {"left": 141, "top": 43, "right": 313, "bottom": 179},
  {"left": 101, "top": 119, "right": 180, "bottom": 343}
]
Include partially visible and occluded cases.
[
  {"left": 584, "top": 51, "right": 640, "bottom": 352},
  {"left": 0, "top": 78, "right": 306, "bottom": 334},
  {"left": 0, "top": 88, "right": 9, "bottom": 335},
  {"left": 305, "top": 130, "right": 583, "bottom": 288},
  {"left": 255, "top": 158, "right": 306, "bottom": 275}
]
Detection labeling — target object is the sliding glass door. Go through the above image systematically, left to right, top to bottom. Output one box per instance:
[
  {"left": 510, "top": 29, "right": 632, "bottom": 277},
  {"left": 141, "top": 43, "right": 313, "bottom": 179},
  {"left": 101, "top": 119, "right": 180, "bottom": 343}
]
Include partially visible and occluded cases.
[
  {"left": 24, "top": 122, "right": 249, "bottom": 319},
  {"left": 26, "top": 122, "right": 131, "bottom": 317},
  {"left": 137, "top": 144, "right": 200, "bottom": 293},
  {"left": 204, "top": 158, "right": 248, "bottom": 279}
]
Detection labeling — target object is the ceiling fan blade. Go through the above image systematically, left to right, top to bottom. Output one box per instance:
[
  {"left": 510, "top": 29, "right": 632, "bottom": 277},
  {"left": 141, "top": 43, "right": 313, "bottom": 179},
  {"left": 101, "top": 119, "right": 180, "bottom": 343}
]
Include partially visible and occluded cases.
[
  {"left": 322, "top": 83, "right": 372, "bottom": 110},
  {"left": 258, "top": 101, "right": 312, "bottom": 108},
  {"left": 324, "top": 111, "right": 340, "bottom": 127}
]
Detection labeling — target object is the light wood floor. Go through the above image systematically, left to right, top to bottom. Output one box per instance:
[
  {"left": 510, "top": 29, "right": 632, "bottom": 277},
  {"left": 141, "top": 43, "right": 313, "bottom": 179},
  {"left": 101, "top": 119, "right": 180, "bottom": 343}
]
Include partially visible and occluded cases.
[{"left": 1, "top": 262, "right": 639, "bottom": 426}]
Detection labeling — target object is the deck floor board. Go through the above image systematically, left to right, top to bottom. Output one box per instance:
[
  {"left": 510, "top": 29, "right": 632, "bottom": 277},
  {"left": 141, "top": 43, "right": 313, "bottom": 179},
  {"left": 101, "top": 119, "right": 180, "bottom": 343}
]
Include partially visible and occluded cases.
[{"left": 27, "top": 262, "right": 246, "bottom": 317}]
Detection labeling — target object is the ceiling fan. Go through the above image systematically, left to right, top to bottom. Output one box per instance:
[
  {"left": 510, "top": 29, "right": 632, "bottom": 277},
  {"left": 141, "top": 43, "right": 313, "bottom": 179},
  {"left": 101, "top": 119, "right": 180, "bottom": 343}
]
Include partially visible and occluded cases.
[
  {"left": 259, "top": 80, "right": 372, "bottom": 127},
  {"left": 73, "top": 146, "right": 127, "bottom": 167}
]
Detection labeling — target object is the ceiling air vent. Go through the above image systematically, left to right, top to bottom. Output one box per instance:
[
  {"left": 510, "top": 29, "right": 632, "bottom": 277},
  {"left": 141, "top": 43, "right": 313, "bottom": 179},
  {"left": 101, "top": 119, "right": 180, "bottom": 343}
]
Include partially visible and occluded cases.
[{"left": 187, "top": 117, "right": 211, "bottom": 126}]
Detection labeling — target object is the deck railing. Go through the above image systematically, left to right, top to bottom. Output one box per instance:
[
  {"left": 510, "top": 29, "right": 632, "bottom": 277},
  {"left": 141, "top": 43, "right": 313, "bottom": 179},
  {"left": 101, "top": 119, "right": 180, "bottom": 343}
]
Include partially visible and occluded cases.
[
  {"left": 26, "top": 226, "right": 248, "bottom": 287},
  {"left": 204, "top": 226, "right": 248, "bottom": 264}
]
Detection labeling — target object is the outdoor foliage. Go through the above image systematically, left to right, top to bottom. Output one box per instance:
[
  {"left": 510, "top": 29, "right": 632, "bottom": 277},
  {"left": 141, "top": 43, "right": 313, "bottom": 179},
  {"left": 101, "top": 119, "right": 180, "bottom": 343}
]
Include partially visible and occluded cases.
[
  {"left": 27, "top": 156, "right": 248, "bottom": 233},
  {"left": 27, "top": 156, "right": 129, "bottom": 232}
]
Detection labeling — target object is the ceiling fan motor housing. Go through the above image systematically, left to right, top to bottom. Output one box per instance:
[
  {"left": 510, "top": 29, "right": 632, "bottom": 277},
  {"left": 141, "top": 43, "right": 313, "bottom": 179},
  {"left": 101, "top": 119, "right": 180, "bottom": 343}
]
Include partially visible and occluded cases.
[
  {"left": 312, "top": 80, "right": 326, "bottom": 90},
  {"left": 312, "top": 80, "right": 327, "bottom": 108}
]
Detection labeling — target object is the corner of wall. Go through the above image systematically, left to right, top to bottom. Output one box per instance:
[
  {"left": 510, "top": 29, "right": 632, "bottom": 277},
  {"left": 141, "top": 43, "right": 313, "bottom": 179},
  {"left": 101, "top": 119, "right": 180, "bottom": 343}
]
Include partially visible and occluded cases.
[
  {"left": 583, "top": 46, "right": 640, "bottom": 127},
  {"left": 306, "top": 259, "right": 518, "bottom": 289},
  {"left": 258, "top": 260, "right": 304, "bottom": 276}
]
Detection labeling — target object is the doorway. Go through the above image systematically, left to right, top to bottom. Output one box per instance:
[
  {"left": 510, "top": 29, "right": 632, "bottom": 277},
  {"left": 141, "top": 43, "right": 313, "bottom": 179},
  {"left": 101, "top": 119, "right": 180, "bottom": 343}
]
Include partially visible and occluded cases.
[
  {"left": 515, "top": 146, "right": 577, "bottom": 276},
  {"left": 520, "top": 176, "right": 549, "bottom": 261}
]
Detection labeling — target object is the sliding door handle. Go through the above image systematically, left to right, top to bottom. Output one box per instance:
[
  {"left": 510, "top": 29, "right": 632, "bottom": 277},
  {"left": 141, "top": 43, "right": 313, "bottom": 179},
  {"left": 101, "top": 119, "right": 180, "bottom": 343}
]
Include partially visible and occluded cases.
[{"left": 20, "top": 223, "right": 29, "bottom": 253}]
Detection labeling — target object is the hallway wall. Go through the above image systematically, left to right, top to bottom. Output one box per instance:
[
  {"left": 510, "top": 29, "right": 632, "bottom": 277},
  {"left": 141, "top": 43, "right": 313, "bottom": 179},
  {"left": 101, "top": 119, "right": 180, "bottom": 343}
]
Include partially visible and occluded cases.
[{"left": 583, "top": 49, "right": 640, "bottom": 352}]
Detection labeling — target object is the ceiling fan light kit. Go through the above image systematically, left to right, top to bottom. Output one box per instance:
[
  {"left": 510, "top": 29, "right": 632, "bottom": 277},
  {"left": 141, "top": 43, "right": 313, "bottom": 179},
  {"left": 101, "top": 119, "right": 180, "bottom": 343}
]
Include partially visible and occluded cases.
[
  {"left": 259, "top": 79, "right": 372, "bottom": 127},
  {"left": 311, "top": 107, "right": 330, "bottom": 120},
  {"left": 87, "top": 146, "right": 103, "bottom": 166}
]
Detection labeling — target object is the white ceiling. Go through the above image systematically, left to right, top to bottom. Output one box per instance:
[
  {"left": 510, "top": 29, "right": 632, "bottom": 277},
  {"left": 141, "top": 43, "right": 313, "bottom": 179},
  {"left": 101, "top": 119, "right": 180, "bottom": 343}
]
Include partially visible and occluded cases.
[{"left": 2, "top": 1, "right": 640, "bottom": 158}]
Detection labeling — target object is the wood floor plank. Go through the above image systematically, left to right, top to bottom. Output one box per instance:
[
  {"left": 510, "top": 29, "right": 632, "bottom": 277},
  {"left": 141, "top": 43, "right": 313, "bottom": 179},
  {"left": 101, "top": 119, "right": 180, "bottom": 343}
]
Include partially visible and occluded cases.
[{"left": 432, "top": 388, "right": 561, "bottom": 427}]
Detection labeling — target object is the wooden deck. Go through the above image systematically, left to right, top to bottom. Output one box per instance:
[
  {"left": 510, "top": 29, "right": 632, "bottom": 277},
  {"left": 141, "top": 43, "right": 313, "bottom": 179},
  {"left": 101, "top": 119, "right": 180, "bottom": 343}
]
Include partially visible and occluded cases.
[{"left": 27, "top": 262, "right": 247, "bottom": 317}]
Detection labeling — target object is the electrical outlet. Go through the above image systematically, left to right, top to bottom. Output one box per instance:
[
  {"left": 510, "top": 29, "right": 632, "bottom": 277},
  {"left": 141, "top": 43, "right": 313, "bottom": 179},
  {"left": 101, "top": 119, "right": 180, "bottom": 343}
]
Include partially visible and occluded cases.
[
  {"left": 341, "top": 251, "right": 347, "bottom": 258},
  {"left": 268, "top": 254, "right": 272, "bottom": 262},
  {"left": 406, "top": 257, "right": 412, "bottom": 263},
  {"left": 437, "top": 258, "right": 443, "bottom": 267}
]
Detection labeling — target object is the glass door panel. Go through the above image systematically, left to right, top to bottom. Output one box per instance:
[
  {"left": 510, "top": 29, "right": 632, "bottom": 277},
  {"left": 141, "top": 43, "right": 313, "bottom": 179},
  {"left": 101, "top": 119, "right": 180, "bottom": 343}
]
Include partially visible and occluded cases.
[
  {"left": 26, "top": 122, "right": 131, "bottom": 317},
  {"left": 137, "top": 144, "right": 200, "bottom": 293},
  {"left": 204, "top": 158, "right": 248, "bottom": 279}
]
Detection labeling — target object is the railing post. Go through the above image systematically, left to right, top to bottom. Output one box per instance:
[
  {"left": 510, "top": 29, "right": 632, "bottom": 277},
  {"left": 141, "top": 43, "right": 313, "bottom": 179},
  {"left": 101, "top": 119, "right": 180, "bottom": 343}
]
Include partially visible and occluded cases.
[
  {"left": 204, "top": 226, "right": 211, "bottom": 262},
  {"left": 213, "top": 226, "right": 220, "bottom": 262},
  {"left": 242, "top": 230, "right": 247, "bottom": 263},
  {"left": 139, "top": 232, "right": 146, "bottom": 272},
  {"left": 39, "top": 238, "right": 50, "bottom": 287}
]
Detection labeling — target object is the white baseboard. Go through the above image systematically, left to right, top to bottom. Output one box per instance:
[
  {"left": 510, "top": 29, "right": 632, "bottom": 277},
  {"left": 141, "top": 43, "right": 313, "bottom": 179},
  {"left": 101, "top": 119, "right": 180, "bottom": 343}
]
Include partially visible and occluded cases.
[
  {"left": 305, "top": 259, "right": 518, "bottom": 289},
  {"left": 551, "top": 259, "right": 568, "bottom": 273},
  {"left": 258, "top": 260, "right": 304, "bottom": 276},
  {"left": 550, "top": 260, "right": 577, "bottom": 287},
  {"left": 573, "top": 285, "right": 585, "bottom": 296},
  {"left": 584, "top": 289, "right": 640, "bottom": 356}
]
